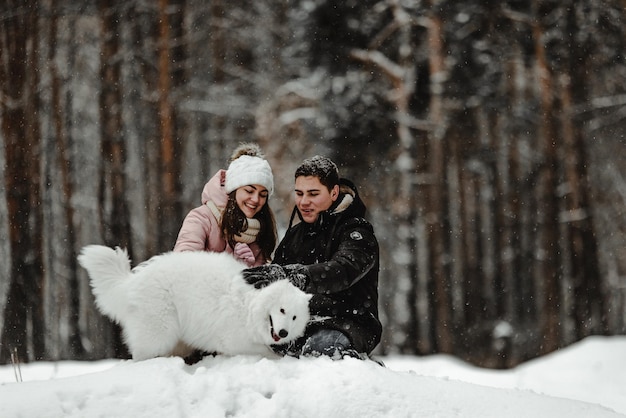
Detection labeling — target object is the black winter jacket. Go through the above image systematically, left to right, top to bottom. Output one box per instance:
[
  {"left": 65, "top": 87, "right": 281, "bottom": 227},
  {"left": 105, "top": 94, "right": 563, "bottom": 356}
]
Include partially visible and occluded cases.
[{"left": 274, "top": 179, "right": 382, "bottom": 354}]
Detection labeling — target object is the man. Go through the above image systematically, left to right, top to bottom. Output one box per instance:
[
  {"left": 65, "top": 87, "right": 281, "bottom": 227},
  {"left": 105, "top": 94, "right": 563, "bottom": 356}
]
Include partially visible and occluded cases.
[{"left": 243, "top": 155, "right": 382, "bottom": 360}]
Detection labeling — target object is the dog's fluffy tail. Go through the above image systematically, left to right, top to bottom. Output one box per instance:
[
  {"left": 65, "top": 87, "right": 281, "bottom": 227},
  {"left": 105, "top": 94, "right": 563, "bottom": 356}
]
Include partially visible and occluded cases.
[{"left": 78, "top": 245, "right": 132, "bottom": 324}]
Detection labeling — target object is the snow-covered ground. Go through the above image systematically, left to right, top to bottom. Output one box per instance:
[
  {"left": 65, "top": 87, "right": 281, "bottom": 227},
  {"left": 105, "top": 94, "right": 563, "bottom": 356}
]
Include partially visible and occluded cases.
[{"left": 1, "top": 335, "right": 624, "bottom": 417}]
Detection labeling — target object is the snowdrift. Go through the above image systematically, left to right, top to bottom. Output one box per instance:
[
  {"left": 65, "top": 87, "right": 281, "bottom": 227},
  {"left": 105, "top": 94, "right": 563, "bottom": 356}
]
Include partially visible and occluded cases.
[{"left": 1, "top": 336, "right": 625, "bottom": 418}]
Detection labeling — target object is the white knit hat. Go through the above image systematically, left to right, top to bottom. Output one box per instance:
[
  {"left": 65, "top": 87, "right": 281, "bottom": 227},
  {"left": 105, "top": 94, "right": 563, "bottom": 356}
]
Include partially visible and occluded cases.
[{"left": 225, "top": 155, "right": 274, "bottom": 196}]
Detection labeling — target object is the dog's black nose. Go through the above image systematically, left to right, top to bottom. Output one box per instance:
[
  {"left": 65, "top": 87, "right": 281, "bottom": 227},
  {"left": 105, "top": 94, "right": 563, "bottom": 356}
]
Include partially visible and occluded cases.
[{"left": 279, "top": 329, "right": 288, "bottom": 338}]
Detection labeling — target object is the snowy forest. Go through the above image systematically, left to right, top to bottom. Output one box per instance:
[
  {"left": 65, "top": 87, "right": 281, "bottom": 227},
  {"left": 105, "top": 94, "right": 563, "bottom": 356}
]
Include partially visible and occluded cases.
[{"left": 1, "top": 0, "right": 625, "bottom": 369}]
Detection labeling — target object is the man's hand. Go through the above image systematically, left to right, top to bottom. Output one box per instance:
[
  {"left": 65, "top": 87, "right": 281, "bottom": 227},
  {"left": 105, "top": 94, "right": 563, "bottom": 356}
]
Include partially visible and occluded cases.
[
  {"left": 242, "top": 264, "right": 309, "bottom": 290},
  {"left": 242, "top": 264, "right": 286, "bottom": 288},
  {"left": 282, "top": 264, "right": 309, "bottom": 290}
]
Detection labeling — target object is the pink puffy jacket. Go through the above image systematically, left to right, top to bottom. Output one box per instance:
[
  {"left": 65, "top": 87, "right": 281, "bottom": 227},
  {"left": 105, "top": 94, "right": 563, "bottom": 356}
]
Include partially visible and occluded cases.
[{"left": 173, "top": 170, "right": 265, "bottom": 266}]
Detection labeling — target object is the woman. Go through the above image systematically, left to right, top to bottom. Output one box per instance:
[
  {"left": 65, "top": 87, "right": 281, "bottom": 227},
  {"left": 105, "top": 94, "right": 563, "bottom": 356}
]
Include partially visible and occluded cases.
[{"left": 174, "top": 143, "right": 277, "bottom": 267}]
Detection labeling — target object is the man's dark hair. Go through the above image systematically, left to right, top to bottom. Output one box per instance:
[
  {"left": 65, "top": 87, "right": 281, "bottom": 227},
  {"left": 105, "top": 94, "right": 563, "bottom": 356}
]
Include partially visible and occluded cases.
[{"left": 295, "top": 155, "right": 340, "bottom": 191}]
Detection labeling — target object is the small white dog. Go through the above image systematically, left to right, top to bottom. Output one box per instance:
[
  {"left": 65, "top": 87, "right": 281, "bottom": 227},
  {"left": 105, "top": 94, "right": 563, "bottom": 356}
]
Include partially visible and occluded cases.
[{"left": 78, "top": 245, "right": 312, "bottom": 360}]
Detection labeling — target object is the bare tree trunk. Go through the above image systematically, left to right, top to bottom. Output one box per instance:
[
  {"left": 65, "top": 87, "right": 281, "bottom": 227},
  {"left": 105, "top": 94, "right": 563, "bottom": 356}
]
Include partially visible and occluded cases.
[
  {"left": 0, "top": 0, "right": 45, "bottom": 363},
  {"left": 40, "top": 0, "right": 85, "bottom": 360},
  {"left": 98, "top": 0, "right": 131, "bottom": 358},
  {"left": 99, "top": 0, "right": 131, "bottom": 249},
  {"left": 156, "top": 0, "right": 184, "bottom": 250},
  {"left": 531, "top": 1, "right": 562, "bottom": 355},
  {"left": 122, "top": 2, "right": 160, "bottom": 260},
  {"left": 425, "top": 5, "right": 453, "bottom": 354},
  {"left": 560, "top": 5, "right": 608, "bottom": 337},
  {"left": 501, "top": 51, "right": 526, "bottom": 362},
  {"left": 446, "top": 133, "right": 465, "bottom": 337},
  {"left": 0, "top": 137, "right": 9, "bottom": 348},
  {"left": 461, "top": 162, "right": 484, "bottom": 327}
]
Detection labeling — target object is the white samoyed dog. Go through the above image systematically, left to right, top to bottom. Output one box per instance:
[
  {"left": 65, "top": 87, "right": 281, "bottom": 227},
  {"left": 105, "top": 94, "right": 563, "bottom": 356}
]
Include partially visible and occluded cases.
[{"left": 78, "top": 245, "right": 312, "bottom": 360}]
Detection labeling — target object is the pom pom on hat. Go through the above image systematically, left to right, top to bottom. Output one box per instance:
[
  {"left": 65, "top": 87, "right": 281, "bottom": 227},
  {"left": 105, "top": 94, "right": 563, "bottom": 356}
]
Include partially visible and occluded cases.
[{"left": 225, "top": 144, "right": 274, "bottom": 196}]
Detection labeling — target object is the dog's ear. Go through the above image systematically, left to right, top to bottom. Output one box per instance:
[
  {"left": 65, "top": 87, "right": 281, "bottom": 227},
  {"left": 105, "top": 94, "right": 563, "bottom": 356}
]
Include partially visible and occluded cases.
[{"left": 305, "top": 293, "right": 313, "bottom": 302}]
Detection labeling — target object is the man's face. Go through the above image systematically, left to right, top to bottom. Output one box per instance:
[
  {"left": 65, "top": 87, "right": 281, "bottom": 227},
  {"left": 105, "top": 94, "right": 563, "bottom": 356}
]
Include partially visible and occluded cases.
[{"left": 294, "top": 176, "right": 339, "bottom": 224}]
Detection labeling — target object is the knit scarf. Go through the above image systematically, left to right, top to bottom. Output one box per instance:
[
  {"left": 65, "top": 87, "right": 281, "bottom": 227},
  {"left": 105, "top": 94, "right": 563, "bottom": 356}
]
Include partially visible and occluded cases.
[{"left": 206, "top": 200, "right": 260, "bottom": 244}]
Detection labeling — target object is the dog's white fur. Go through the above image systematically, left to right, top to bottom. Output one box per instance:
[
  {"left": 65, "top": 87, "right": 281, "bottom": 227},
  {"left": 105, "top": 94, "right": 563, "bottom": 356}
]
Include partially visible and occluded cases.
[{"left": 78, "top": 245, "right": 311, "bottom": 360}]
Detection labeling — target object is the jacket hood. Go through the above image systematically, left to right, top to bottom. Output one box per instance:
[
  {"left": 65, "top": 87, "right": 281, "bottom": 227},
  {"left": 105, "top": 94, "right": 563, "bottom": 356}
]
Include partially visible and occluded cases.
[
  {"left": 201, "top": 169, "right": 229, "bottom": 208},
  {"left": 330, "top": 178, "right": 366, "bottom": 218}
]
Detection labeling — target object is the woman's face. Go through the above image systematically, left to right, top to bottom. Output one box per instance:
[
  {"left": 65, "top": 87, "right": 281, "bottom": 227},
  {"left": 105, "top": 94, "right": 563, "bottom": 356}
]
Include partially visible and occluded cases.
[{"left": 235, "top": 184, "right": 269, "bottom": 218}]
